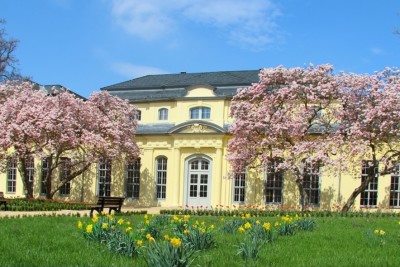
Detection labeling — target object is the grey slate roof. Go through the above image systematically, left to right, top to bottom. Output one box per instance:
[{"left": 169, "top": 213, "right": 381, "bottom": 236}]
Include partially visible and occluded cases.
[{"left": 101, "top": 70, "right": 260, "bottom": 102}]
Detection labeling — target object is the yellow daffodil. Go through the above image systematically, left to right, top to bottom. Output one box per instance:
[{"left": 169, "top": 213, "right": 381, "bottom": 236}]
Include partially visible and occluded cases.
[
  {"left": 101, "top": 211, "right": 106, "bottom": 216},
  {"left": 245, "top": 213, "right": 251, "bottom": 219},
  {"left": 144, "top": 214, "right": 148, "bottom": 220},
  {"left": 184, "top": 215, "right": 190, "bottom": 221},
  {"left": 92, "top": 216, "right": 99, "bottom": 223},
  {"left": 117, "top": 218, "right": 124, "bottom": 225},
  {"left": 145, "top": 219, "right": 150, "bottom": 225},
  {"left": 256, "top": 220, "right": 260, "bottom": 225},
  {"left": 77, "top": 221, "right": 83, "bottom": 229},
  {"left": 126, "top": 221, "right": 131, "bottom": 226},
  {"left": 244, "top": 222, "right": 252, "bottom": 229},
  {"left": 264, "top": 222, "right": 271, "bottom": 231},
  {"left": 102, "top": 223, "right": 108, "bottom": 229},
  {"left": 86, "top": 224, "right": 93, "bottom": 234},
  {"left": 210, "top": 224, "right": 215, "bottom": 230},
  {"left": 111, "top": 225, "right": 115, "bottom": 230},
  {"left": 238, "top": 226, "right": 245, "bottom": 233},
  {"left": 125, "top": 227, "right": 132, "bottom": 233},
  {"left": 200, "top": 228, "right": 206, "bottom": 233},
  {"left": 184, "top": 229, "right": 190, "bottom": 235},
  {"left": 374, "top": 229, "right": 379, "bottom": 235},
  {"left": 379, "top": 230, "right": 385, "bottom": 235},
  {"left": 146, "top": 233, "right": 152, "bottom": 240},
  {"left": 164, "top": 234, "right": 170, "bottom": 240},
  {"left": 149, "top": 237, "right": 155, "bottom": 243},
  {"left": 170, "top": 237, "right": 182, "bottom": 248},
  {"left": 136, "top": 240, "right": 143, "bottom": 247}
]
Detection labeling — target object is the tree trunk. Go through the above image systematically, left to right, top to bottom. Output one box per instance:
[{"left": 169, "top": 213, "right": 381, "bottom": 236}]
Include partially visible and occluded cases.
[
  {"left": 18, "top": 158, "right": 33, "bottom": 199},
  {"left": 342, "top": 171, "right": 376, "bottom": 212},
  {"left": 296, "top": 179, "right": 306, "bottom": 211}
]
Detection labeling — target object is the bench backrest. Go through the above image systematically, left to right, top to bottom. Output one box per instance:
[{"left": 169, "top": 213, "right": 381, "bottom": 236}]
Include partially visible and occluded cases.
[{"left": 96, "top": 196, "right": 124, "bottom": 206}]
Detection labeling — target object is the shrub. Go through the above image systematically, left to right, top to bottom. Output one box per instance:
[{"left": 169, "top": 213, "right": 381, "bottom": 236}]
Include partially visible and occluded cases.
[{"left": 236, "top": 235, "right": 264, "bottom": 260}]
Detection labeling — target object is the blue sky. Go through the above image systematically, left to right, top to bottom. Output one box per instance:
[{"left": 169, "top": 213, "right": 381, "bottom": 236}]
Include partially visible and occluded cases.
[{"left": 2, "top": 0, "right": 400, "bottom": 97}]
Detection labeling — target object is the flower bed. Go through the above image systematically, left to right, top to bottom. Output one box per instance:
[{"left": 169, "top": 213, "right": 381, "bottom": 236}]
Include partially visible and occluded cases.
[{"left": 77, "top": 211, "right": 317, "bottom": 265}]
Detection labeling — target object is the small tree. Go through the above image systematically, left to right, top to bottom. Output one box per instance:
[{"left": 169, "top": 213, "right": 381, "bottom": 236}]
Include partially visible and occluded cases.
[
  {"left": 0, "top": 19, "right": 20, "bottom": 81},
  {"left": 228, "top": 64, "right": 341, "bottom": 209},
  {"left": 338, "top": 68, "right": 400, "bottom": 211},
  {"left": 0, "top": 81, "right": 140, "bottom": 199}
]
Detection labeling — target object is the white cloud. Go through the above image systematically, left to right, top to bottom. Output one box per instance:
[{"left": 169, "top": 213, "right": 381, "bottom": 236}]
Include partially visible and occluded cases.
[
  {"left": 110, "top": 0, "right": 282, "bottom": 49},
  {"left": 111, "top": 62, "right": 168, "bottom": 78}
]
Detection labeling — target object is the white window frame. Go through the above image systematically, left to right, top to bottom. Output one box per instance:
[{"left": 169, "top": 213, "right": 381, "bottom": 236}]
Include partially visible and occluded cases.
[
  {"left": 190, "top": 107, "right": 210, "bottom": 119},
  {"left": 158, "top": 108, "right": 168, "bottom": 120},
  {"left": 156, "top": 157, "right": 167, "bottom": 200},
  {"left": 7, "top": 158, "right": 17, "bottom": 193},
  {"left": 41, "top": 158, "right": 49, "bottom": 195},
  {"left": 97, "top": 159, "right": 112, "bottom": 197},
  {"left": 126, "top": 159, "right": 140, "bottom": 199},
  {"left": 265, "top": 159, "right": 283, "bottom": 205},
  {"left": 360, "top": 160, "right": 378, "bottom": 207},
  {"left": 303, "top": 161, "right": 321, "bottom": 206},
  {"left": 390, "top": 163, "right": 400, "bottom": 208},
  {"left": 233, "top": 172, "right": 246, "bottom": 203}
]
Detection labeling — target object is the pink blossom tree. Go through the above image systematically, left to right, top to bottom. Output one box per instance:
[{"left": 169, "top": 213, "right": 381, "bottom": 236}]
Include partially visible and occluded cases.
[
  {"left": 228, "top": 65, "right": 341, "bottom": 210},
  {"left": 338, "top": 68, "right": 400, "bottom": 211},
  {"left": 0, "top": 81, "right": 140, "bottom": 199}
]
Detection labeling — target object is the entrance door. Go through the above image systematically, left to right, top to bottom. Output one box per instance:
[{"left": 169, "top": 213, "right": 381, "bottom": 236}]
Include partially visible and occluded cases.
[{"left": 186, "top": 157, "right": 211, "bottom": 207}]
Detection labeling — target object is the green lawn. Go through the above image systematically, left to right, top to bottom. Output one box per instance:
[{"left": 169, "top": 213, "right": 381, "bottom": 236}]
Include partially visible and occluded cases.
[{"left": 0, "top": 214, "right": 399, "bottom": 266}]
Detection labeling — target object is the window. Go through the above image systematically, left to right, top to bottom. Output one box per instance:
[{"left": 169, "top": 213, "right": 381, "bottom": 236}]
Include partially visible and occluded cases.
[
  {"left": 308, "top": 105, "right": 323, "bottom": 119},
  {"left": 190, "top": 107, "right": 210, "bottom": 119},
  {"left": 158, "top": 108, "right": 168, "bottom": 120},
  {"left": 133, "top": 110, "right": 141, "bottom": 121},
  {"left": 26, "top": 157, "right": 34, "bottom": 183},
  {"left": 59, "top": 157, "right": 71, "bottom": 195},
  {"left": 156, "top": 157, "right": 167, "bottom": 199},
  {"left": 7, "top": 158, "right": 17, "bottom": 193},
  {"left": 41, "top": 158, "right": 49, "bottom": 195},
  {"left": 98, "top": 159, "right": 112, "bottom": 197},
  {"left": 126, "top": 159, "right": 140, "bottom": 199},
  {"left": 265, "top": 159, "right": 283, "bottom": 204},
  {"left": 360, "top": 160, "right": 378, "bottom": 207},
  {"left": 303, "top": 161, "right": 321, "bottom": 206},
  {"left": 390, "top": 163, "right": 400, "bottom": 207},
  {"left": 233, "top": 172, "right": 246, "bottom": 203}
]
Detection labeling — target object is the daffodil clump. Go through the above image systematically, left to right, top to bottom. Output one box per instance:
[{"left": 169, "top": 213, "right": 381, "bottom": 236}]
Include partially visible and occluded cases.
[
  {"left": 77, "top": 212, "right": 141, "bottom": 257},
  {"left": 171, "top": 215, "right": 216, "bottom": 250},
  {"left": 365, "top": 228, "right": 387, "bottom": 247}
]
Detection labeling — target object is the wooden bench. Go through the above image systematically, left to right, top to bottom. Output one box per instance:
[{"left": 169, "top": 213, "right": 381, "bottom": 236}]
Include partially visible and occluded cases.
[
  {"left": 0, "top": 192, "right": 8, "bottom": 211},
  {"left": 89, "top": 196, "right": 125, "bottom": 217}
]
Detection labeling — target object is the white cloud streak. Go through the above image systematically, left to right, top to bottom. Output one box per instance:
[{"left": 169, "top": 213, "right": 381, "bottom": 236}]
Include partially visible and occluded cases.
[
  {"left": 111, "top": 0, "right": 282, "bottom": 49},
  {"left": 111, "top": 62, "right": 169, "bottom": 78}
]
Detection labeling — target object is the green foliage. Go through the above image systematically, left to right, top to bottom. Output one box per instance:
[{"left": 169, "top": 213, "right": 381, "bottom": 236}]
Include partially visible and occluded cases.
[
  {"left": 0, "top": 198, "right": 89, "bottom": 211},
  {"left": 297, "top": 217, "right": 316, "bottom": 231},
  {"left": 221, "top": 218, "right": 243, "bottom": 234},
  {"left": 247, "top": 223, "right": 275, "bottom": 243},
  {"left": 365, "top": 228, "right": 387, "bottom": 247},
  {"left": 236, "top": 235, "right": 264, "bottom": 260},
  {"left": 142, "top": 241, "right": 197, "bottom": 267}
]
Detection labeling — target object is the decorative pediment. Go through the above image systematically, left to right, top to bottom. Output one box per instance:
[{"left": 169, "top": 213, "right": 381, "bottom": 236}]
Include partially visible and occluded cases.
[{"left": 168, "top": 121, "right": 226, "bottom": 134}]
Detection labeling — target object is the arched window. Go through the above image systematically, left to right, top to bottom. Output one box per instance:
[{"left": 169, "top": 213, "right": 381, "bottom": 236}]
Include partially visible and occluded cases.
[
  {"left": 190, "top": 107, "right": 210, "bottom": 119},
  {"left": 158, "top": 108, "right": 168, "bottom": 120},
  {"left": 156, "top": 157, "right": 167, "bottom": 199}
]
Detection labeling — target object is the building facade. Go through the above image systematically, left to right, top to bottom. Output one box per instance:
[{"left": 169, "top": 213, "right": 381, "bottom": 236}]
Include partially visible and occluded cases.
[{"left": 1, "top": 71, "right": 400, "bottom": 211}]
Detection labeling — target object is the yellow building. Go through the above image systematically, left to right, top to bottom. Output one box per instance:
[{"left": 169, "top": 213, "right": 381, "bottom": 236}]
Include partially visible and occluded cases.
[{"left": 1, "top": 70, "right": 399, "bottom": 211}]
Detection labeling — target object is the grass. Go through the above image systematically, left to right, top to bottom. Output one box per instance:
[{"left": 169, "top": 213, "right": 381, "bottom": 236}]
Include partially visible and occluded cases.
[{"left": 0, "top": 214, "right": 399, "bottom": 266}]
